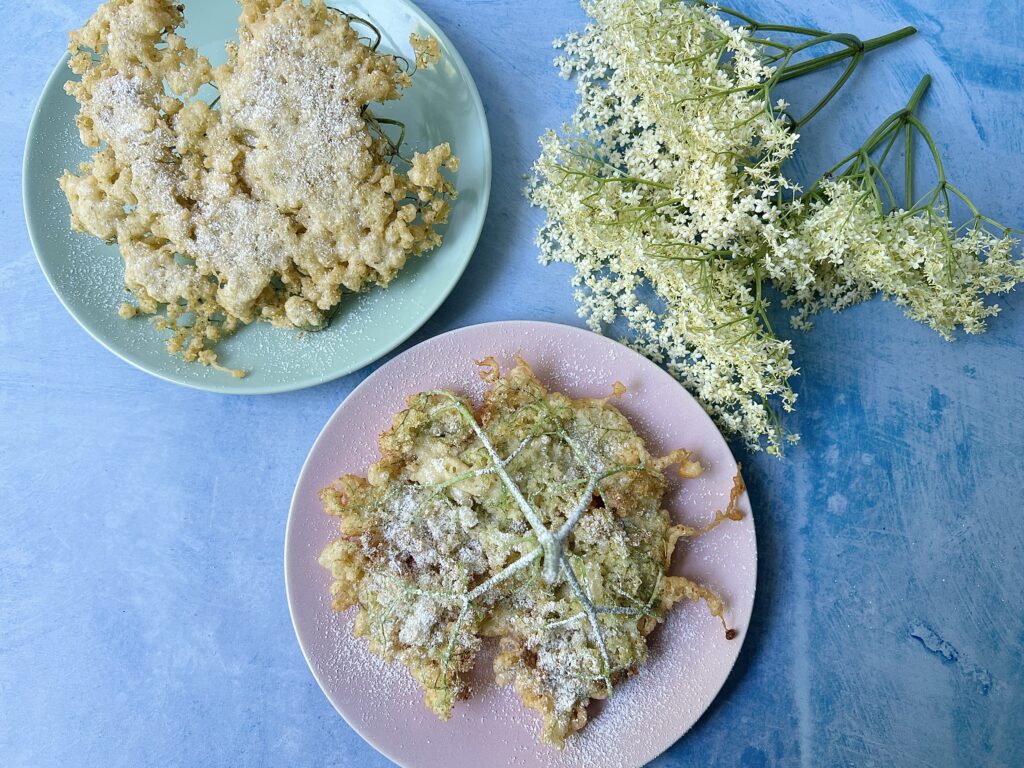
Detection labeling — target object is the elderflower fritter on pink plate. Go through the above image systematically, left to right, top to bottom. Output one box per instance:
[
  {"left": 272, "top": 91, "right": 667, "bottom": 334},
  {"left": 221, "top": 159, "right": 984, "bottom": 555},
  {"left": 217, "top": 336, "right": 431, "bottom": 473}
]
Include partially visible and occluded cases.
[{"left": 319, "top": 357, "right": 743, "bottom": 748}]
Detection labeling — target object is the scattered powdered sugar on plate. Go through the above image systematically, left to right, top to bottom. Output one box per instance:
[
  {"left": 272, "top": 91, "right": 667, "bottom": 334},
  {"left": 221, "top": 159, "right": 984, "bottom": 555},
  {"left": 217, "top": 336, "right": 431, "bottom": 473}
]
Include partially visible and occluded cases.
[{"left": 286, "top": 321, "right": 757, "bottom": 768}]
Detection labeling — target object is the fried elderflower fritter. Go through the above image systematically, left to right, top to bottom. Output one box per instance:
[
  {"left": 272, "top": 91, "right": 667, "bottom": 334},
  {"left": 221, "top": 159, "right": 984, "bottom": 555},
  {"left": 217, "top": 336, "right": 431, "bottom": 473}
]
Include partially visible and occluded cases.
[
  {"left": 61, "top": 0, "right": 457, "bottom": 375},
  {"left": 319, "top": 357, "right": 743, "bottom": 747}
]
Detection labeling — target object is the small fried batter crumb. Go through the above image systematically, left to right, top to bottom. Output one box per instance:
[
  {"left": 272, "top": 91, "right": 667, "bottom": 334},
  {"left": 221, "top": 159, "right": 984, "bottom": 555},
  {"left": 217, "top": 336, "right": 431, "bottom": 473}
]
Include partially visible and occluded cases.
[{"left": 410, "top": 32, "right": 441, "bottom": 69}]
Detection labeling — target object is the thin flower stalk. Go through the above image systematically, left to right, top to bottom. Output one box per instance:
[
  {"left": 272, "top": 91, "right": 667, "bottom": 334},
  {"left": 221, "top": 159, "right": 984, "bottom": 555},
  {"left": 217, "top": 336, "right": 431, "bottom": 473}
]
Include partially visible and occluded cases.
[{"left": 768, "top": 75, "right": 1024, "bottom": 338}]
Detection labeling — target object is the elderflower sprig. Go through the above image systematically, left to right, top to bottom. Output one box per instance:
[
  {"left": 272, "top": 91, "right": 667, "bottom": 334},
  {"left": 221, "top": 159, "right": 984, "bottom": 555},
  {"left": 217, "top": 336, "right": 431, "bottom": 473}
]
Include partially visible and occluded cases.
[
  {"left": 529, "top": 0, "right": 915, "bottom": 454},
  {"left": 531, "top": 0, "right": 1022, "bottom": 455},
  {"left": 768, "top": 75, "right": 1024, "bottom": 338}
]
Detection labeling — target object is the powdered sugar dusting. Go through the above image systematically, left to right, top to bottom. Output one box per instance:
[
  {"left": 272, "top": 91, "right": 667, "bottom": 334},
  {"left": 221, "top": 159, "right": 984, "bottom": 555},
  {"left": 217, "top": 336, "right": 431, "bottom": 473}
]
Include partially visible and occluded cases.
[
  {"left": 223, "top": 21, "right": 366, "bottom": 219},
  {"left": 90, "top": 73, "right": 165, "bottom": 150}
]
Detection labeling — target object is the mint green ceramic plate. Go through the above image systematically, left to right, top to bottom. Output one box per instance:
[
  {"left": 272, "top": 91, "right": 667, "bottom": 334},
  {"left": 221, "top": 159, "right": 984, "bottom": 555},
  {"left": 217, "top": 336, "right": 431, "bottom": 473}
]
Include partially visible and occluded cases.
[{"left": 22, "top": 0, "right": 490, "bottom": 394}]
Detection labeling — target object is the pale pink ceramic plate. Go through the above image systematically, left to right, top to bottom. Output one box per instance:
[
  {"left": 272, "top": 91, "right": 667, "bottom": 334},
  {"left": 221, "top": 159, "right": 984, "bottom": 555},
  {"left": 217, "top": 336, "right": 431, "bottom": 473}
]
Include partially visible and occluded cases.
[{"left": 285, "top": 321, "right": 757, "bottom": 767}]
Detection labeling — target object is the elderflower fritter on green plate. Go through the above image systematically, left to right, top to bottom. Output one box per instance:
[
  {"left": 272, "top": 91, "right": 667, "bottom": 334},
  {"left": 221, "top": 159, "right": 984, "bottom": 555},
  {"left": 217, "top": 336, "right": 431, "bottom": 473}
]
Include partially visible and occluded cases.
[
  {"left": 60, "top": 0, "right": 457, "bottom": 375},
  {"left": 319, "top": 358, "right": 743, "bottom": 748}
]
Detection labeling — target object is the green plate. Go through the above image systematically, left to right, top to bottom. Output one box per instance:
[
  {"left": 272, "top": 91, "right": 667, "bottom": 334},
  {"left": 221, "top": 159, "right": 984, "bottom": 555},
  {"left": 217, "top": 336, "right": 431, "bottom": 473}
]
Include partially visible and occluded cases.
[{"left": 22, "top": 0, "right": 491, "bottom": 394}]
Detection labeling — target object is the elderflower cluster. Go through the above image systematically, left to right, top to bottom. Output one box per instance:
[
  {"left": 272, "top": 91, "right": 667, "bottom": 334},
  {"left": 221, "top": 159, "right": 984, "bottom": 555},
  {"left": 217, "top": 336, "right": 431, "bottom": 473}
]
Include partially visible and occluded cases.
[
  {"left": 530, "top": 0, "right": 799, "bottom": 454},
  {"left": 530, "top": 0, "right": 1022, "bottom": 453},
  {"left": 765, "top": 180, "right": 1024, "bottom": 338}
]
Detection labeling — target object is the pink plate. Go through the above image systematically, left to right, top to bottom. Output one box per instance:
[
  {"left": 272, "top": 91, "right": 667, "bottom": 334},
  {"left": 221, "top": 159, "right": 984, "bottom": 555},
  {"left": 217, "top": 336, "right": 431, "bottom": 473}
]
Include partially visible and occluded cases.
[{"left": 285, "top": 321, "right": 757, "bottom": 767}]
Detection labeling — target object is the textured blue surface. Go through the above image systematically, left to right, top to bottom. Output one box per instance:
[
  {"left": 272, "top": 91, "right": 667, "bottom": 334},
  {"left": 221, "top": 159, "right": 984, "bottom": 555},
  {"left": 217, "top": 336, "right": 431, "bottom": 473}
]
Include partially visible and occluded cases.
[{"left": 2, "top": 1, "right": 1022, "bottom": 766}]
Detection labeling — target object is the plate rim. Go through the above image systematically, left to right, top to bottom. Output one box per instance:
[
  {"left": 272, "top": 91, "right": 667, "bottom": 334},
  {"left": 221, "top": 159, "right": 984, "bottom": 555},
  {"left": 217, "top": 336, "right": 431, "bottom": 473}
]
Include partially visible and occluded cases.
[
  {"left": 21, "top": 0, "right": 493, "bottom": 395},
  {"left": 284, "top": 319, "right": 758, "bottom": 768}
]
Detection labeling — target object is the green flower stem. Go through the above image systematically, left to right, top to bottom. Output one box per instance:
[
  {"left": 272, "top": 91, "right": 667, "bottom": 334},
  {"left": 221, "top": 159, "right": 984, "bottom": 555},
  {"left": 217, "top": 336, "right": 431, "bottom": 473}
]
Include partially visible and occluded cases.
[
  {"left": 695, "top": 0, "right": 916, "bottom": 129},
  {"left": 696, "top": 0, "right": 916, "bottom": 89},
  {"left": 691, "top": 1, "right": 826, "bottom": 37},
  {"left": 328, "top": 7, "right": 382, "bottom": 50},
  {"left": 746, "top": 21, "right": 834, "bottom": 37},
  {"left": 773, "top": 26, "right": 917, "bottom": 83},
  {"left": 774, "top": 28, "right": 916, "bottom": 127},
  {"left": 777, "top": 35, "right": 865, "bottom": 127},
  {"left": 798, "top": 72, "right": 1018, "bottom": 290},
  {"left": 905, "top": 73, "right": 932, "bottom": 111},
  {"left": 903, "top": 75, "right": 931, "bottom": 206},
  {"left": 803, "top": 77, "right": 932, "bottom": 206},
  {"left": 904, "top": 106, "right": 916, "bottom": 207},
  {"left": 429, "top": 392, "right": 556, "bottom": 549},
  {"left": 434, "top": 546, "right": 543, "bottom": 694},
  {"left": 466, "top": 547, "right": 543, "bottom": 601},
  {"left": 561, "top": 558, "right": 614, "bottom": 695},
  {"left": 439, "top": 602, "right": 470, "bottom": 692},
  {"left": 597, "top": 605, "right": 645, "bottom": 616},
  {"left": 544, "top": 612, "right": 586, "bottom": 631}
]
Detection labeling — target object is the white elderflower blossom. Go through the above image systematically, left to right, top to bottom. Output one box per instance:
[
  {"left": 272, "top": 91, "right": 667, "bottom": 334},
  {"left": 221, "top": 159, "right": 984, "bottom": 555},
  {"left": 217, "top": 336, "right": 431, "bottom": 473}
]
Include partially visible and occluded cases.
[
  {"left": 530, "top": 0, "right": 801, "bottom": 453},
  {"left": 530, "top": 2, "right": 1021, "bottom": 455},
  {"left": 766, "top": 77, "right": 1023, "bottom": 339},
  {"left": 766, "top": 179, "right": 1024, "bottom": 338}
]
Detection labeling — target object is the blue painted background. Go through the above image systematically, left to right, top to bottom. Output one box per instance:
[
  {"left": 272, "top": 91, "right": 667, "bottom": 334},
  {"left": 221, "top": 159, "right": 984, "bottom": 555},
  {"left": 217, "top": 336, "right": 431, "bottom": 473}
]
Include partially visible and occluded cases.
[{"left": 2, "top": 0, "right": 1022, "bottom": 766}]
